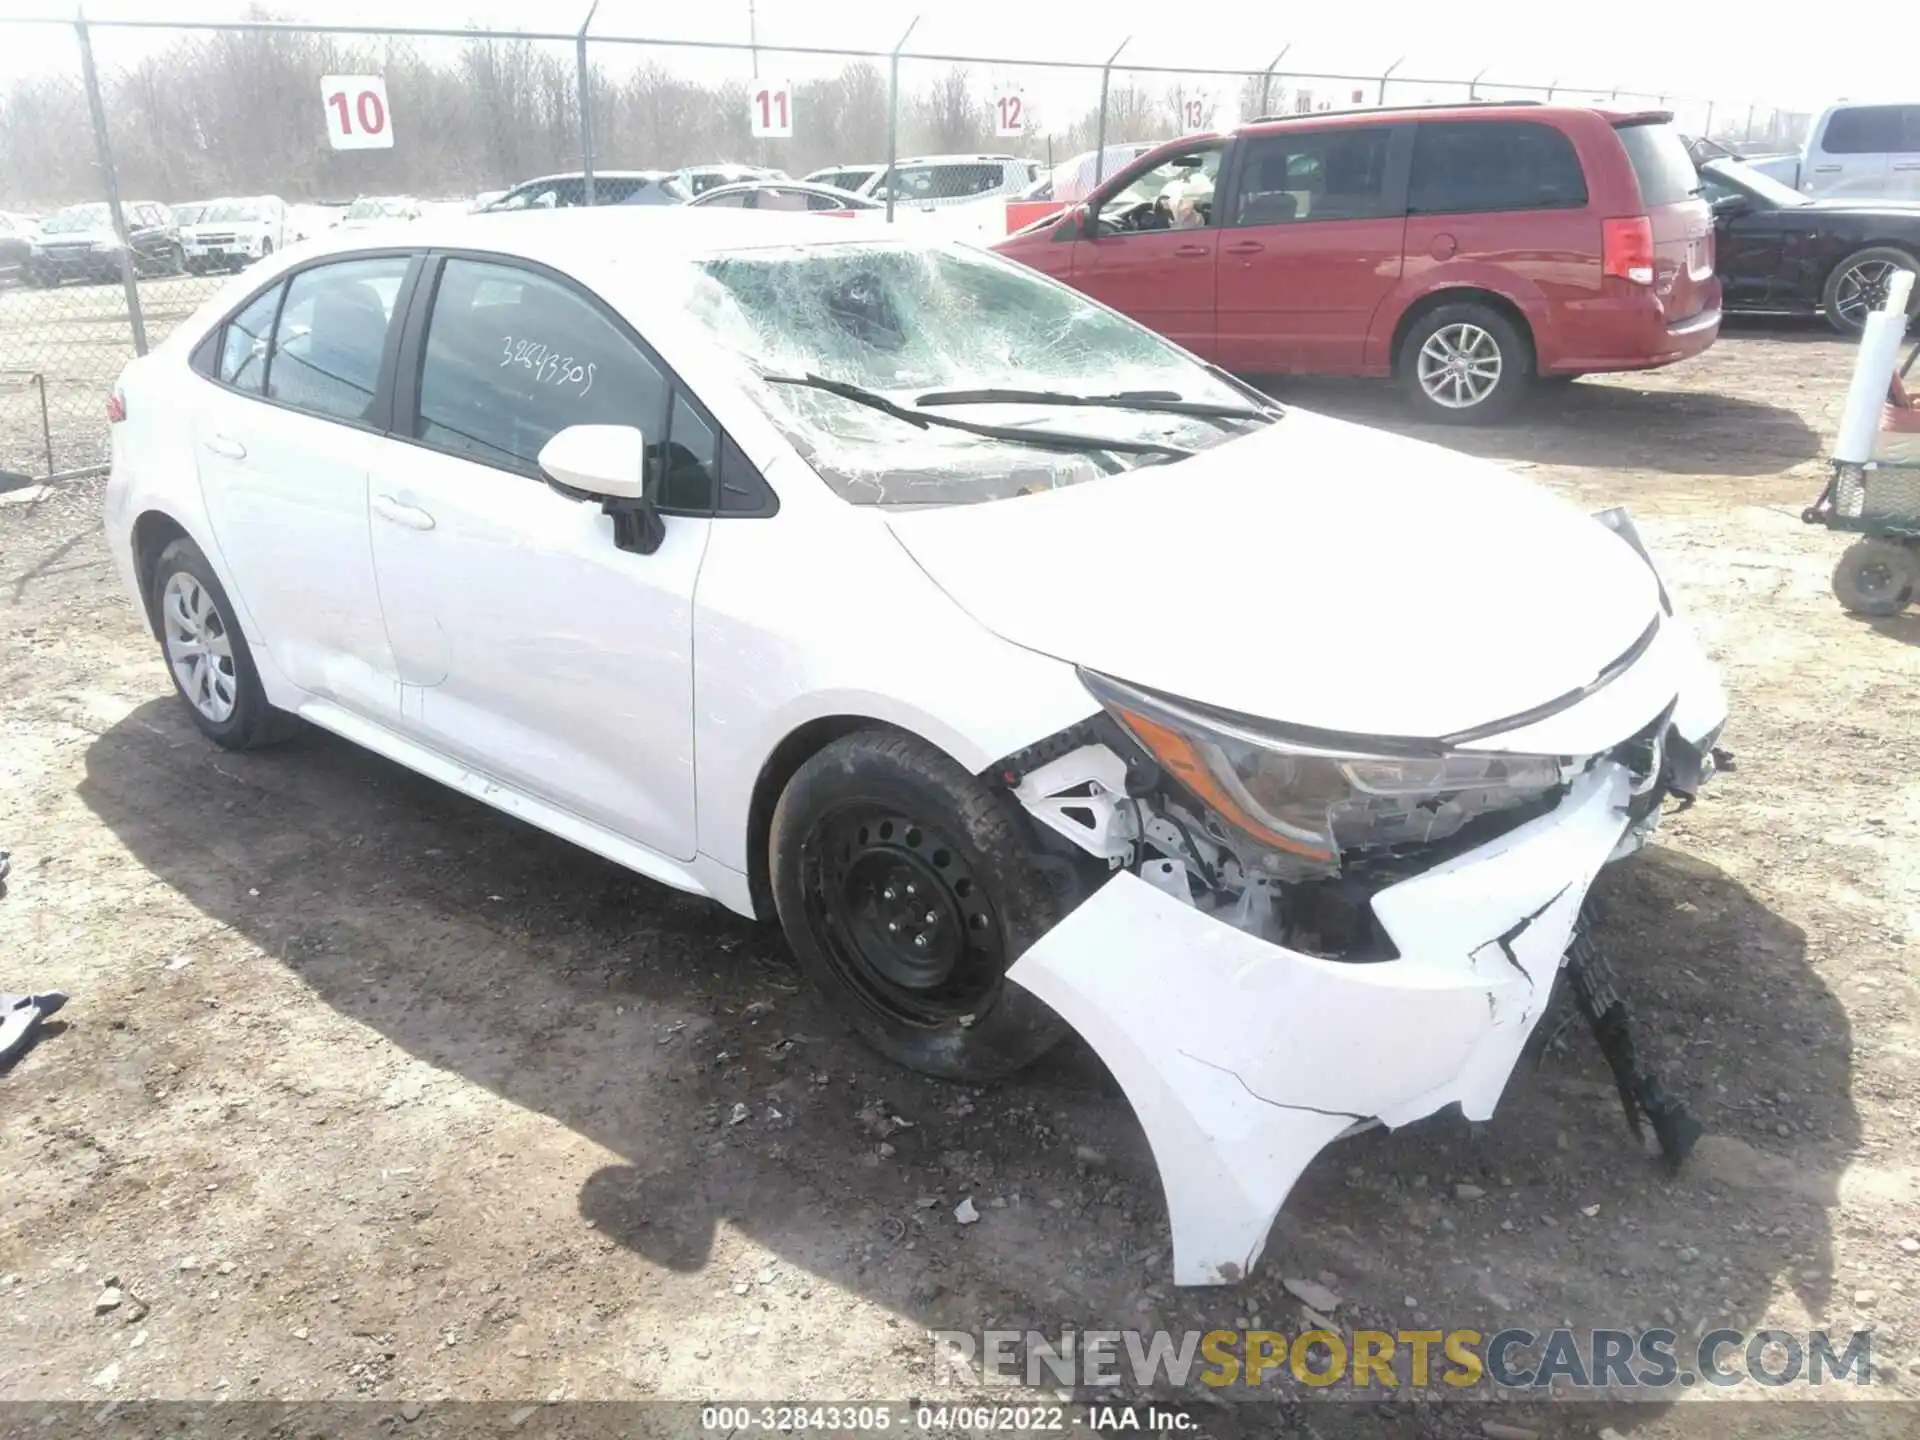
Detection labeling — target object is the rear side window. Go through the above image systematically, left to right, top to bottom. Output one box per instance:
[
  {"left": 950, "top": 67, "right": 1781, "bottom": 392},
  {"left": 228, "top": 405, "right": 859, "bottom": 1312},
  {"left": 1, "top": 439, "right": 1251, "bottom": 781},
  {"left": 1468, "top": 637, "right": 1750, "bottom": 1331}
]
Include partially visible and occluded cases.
[
  {"left": 1821, "top": 105, "right": 1918, "bottom": 155},
  {"left": 1409, "top": 121, "right": 1588, "bottom": 213},
  {"left": 1613, "top": 122, "right": 1701, "bottom": 207},
  {"left": 1232, "top": 128, "right": 1394, "bottom": 225},
  {"left": 887, "top": 164, "right": 1002, "bottom": 201},
  {"left": 265, "top": 256, "right": 408, "bottom": 423},
  {"left": 414, "top": 257, "right": 670, "bottom": 473},
  {"left": 219, "top": 285, "right": 280, "bottom": 394}
]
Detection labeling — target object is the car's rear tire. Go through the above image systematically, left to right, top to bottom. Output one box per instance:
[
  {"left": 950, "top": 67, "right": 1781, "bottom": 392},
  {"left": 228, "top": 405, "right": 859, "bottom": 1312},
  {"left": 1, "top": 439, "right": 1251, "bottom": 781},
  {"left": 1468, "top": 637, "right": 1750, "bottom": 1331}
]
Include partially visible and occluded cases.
[
  {"left": 1821, "top": 246, "right": 1919, "bottom": 335},
  {"left": 1398, "top": 302, "right": 1533, "bottom": 423},
  {"left": 149, "top": 536, "right": 299, "bottom": 749},
  {"left": 1832, "top": 538, "right": 1917, "bottom": 615},
  {"left": 770, "top": 729, "right": 1075, "bottom": 1081}
]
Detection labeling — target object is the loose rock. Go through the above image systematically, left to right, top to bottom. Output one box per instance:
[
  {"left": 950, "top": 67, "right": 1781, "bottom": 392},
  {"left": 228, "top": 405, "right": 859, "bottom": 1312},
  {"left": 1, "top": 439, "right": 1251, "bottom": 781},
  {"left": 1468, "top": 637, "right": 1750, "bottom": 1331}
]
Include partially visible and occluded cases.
[
  {"left": 954, "top": 1197, "right": 980, "bottom": 1225},
  {"left": 1282, "top": 1277, "right": 1340, "bottom": 1312}
]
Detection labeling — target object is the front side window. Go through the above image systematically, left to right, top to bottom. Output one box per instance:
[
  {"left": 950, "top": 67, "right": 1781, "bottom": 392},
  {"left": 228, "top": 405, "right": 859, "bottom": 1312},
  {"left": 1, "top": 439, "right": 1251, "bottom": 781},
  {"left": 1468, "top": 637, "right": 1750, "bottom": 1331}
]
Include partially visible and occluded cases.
[
  {"left": 1407, "top": 121, "right": 1587, "bottom": 214},
  {"left": 1233, "top": 128, "right": 1393, "bottom": 226},
  {"left": 1096, "top": 146, "right": 1224, "bottom": 232},
  {"left": 678, "top": 241, "right": 1260, "bottom": 506},
  {"left": 265, "top": 256, "right": 409, "bottom": 423},
  {"left": 414, "top": 257, "right": 669, "bottom": 473},
  {"left": 219, "top": 285, "right": 281, "bottom": 394}
]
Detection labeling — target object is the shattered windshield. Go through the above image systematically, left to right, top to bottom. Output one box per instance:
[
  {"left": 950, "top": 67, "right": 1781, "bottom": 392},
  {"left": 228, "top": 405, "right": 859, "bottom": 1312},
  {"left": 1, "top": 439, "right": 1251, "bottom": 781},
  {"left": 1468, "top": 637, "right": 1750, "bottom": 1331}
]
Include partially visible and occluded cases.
[{"left": 680, "top": 242, "right": 1259, "bottom": 505}]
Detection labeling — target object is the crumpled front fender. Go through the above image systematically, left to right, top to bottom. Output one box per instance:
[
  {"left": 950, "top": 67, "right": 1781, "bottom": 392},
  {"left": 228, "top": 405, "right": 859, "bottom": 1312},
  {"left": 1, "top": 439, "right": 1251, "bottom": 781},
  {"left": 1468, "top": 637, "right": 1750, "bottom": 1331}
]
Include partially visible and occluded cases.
[{"left": 1007, "top": 765, "right": 1633, "bottom": 1286}]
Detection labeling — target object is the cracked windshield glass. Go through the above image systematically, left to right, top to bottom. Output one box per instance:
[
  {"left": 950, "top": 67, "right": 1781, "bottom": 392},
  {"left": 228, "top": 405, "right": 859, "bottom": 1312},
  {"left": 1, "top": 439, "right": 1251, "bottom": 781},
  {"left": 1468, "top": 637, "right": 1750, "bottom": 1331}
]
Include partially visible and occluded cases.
[{"left": 680, "top": 242, "right": 1264, "bottom": 505}]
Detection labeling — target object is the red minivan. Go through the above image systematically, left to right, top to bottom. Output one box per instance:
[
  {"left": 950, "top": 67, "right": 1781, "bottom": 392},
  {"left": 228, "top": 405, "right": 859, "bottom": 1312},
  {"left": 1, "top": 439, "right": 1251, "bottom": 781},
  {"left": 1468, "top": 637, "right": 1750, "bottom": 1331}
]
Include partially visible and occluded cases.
[{"left": 993, "top": 103, "right": 1720, "bottom": 421}]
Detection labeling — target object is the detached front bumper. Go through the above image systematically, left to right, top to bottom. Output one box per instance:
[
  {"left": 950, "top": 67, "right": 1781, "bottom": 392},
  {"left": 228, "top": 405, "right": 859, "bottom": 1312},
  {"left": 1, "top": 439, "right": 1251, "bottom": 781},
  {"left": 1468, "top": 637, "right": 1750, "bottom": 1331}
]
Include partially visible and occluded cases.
[{"left": 1008, "top": 763, "right": 1635, "bottom": 1287}]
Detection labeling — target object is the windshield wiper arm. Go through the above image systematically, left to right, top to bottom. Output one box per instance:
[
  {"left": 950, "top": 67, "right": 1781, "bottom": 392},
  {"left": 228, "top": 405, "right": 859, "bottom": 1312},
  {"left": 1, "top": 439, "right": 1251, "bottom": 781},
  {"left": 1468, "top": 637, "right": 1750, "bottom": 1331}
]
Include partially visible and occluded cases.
[
  {"left": 763, "top": 373, "right": 1193, "bottom": 459},
  {"left": 913, "top": 386, "right": 1271, "bottom": 422}
]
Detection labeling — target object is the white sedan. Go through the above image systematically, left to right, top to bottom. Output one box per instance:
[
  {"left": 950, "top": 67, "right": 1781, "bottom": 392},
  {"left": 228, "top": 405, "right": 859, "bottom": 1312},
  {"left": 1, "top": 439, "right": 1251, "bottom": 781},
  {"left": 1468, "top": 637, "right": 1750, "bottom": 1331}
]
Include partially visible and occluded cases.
[{"left": 104, "top": 209, "right": 1728, "bottom": 1287}]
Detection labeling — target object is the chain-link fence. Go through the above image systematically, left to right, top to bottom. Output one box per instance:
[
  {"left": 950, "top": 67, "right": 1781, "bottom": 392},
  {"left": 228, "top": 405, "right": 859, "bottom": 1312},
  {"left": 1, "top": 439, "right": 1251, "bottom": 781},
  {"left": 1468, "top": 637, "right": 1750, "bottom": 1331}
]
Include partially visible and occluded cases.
[{"left": 0, "top": 12, "right": 1805, "bottom": 486}]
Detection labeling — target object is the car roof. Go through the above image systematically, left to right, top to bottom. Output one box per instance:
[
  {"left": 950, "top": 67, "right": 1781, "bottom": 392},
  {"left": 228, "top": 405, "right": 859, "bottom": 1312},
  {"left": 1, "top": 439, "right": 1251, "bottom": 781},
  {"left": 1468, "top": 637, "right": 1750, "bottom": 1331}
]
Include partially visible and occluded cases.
[
  {"left": 1234, "top": 101, "right": 1669, "bottom": 135},
  {"left": 892, "top": 153, "right": 1022, "bottom": 165},
  {"left": 511, "top": 170, "right": 675, "bottom": 186},
  {"left": 286, "top": 206, "right": 930, "bottom": 269}
]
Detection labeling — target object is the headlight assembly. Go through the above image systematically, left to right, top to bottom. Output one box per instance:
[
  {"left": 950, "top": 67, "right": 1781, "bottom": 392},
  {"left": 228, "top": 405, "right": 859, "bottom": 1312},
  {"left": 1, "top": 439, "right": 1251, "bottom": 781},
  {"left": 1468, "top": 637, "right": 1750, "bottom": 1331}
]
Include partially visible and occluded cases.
[{"left": 1082, "top": 671, "right": 1569, "bottom": 876}]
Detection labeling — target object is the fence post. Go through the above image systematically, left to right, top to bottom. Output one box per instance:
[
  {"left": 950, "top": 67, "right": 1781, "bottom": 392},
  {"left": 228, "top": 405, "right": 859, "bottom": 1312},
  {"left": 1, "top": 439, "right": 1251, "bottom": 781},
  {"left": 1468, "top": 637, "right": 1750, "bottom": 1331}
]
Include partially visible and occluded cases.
[
  {"left": 576, "top": 0, "right": 600, "bottom": 205},
  {"left": 75, "top": 14, "right": 146, "bottom": 356},
  {"left": 885, "top": 15, "right": 921, "bottom": 224},
  {"left": 1092, "top": 36, "right": 1131, "bottom": 187},
  {"left": 1257, "top": 44, "right": 1290, "bottom": 117},
  {"left": 1377, "top": 57, "right": 1402, "bottom": 107},
  {"left": 1468, "top": 66, "right": 1487, "bottom": 101},
  {"left": 1703, "top": 100, "right": 1714, "bottom": 140}
]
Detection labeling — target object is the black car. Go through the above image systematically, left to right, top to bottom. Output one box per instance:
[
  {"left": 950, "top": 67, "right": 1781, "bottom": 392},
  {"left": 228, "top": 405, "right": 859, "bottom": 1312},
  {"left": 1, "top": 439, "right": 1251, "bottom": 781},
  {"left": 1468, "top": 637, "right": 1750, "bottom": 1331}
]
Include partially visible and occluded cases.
[
  {"left": 1702, "top": 158, "right": 1920, "bottom": 334},
  {"left": 23, "top": 200, "right": 184, "bottom": 287},
  {"left": 0, "top": 213, "right": 31, "bottom": 284}
]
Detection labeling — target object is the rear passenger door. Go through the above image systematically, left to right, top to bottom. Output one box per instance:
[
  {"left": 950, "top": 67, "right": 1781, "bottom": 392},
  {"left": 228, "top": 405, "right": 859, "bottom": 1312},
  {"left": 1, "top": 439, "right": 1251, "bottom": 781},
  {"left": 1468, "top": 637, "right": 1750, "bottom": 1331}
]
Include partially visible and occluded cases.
[
  {"left": 1810, "top": 107, "right": 1902, "bottom": 199},
  {"left": 1398, "top": 120, "right": 1593, "bottom": 352},
  {"left": 1213, "top": 125, "right": 1408, "bottom": 373},
  {"left": 191, "top": 253, "right": 417, "bottom": 713},
  {"left": 365, "top": 254, "right": 727, "bottom": 861}
]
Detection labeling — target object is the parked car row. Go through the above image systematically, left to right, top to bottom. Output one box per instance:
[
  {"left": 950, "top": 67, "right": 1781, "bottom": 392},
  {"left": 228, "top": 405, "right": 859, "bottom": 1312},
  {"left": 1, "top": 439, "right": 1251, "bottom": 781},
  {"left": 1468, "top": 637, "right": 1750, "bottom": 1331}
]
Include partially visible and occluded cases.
[{"left": 994, "top": 101, "right": 1721, "bottom": 421}]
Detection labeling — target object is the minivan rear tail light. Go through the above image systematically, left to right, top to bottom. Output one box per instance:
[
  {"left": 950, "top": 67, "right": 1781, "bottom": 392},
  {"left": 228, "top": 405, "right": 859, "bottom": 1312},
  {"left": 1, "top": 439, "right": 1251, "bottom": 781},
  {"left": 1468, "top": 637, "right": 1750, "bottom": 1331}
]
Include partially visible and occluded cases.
[
  {"left": 1602, "top": 216, "right": 1656, "bottom": 286},
  {"left": 106, "top": 391, "right": 126, "bottom": 423}
]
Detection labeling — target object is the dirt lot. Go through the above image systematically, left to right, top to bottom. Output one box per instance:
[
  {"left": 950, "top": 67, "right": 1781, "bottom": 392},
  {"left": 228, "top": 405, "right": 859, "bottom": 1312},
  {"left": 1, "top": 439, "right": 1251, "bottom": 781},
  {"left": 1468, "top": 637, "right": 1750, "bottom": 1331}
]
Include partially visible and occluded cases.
[{"left": 2, "top": 319, "right": 1918, "bottom": 1435}]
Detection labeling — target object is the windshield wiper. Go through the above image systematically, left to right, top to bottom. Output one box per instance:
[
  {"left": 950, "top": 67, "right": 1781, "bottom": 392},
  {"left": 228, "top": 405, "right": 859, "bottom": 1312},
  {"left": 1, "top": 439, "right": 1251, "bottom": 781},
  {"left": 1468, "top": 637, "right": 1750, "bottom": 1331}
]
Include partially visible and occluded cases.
[
  {"left": 763, "top": 373, "right": 1193, "bottom": 459},
  {"left": 913, "top": 386, "right": 1271, "bottom": 423}
]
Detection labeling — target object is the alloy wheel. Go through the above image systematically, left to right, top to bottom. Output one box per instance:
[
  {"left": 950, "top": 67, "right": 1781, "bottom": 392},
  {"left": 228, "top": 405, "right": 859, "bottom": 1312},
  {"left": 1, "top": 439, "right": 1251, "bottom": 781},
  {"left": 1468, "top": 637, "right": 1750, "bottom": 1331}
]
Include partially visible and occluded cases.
[
  {"left": 1833, "top": 259, "right": 1911, "bottom": 328},
  {"left": 1416, "top": 322, "right": 1503, "bottom": 409},
  {"left": 161, "top": 571, "right": 238, "bottom": 723}
]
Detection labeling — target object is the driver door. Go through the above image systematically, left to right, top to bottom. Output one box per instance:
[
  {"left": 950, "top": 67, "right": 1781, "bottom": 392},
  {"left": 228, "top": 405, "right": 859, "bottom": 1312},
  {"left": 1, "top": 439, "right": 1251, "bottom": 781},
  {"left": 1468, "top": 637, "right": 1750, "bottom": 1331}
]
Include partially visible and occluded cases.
[{"left": 1067, "top": 142, "right": 1226, "bottom": 359}]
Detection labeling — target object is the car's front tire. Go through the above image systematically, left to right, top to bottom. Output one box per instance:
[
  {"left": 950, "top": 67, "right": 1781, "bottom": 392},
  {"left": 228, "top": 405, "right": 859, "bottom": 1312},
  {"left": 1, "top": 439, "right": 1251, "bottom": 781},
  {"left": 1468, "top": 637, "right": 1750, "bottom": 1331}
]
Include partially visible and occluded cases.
[
  {"left": 1822, "top": 246, "right": 1919, "bottom": 335},
  {"left": 1398, "top": 302, "right": 1533, "bottom": 423},
  {"left": 149, "top": 536, "right": 298, "bottom": 749},
  {"left": 770, "top": 729, "right": 1075, "bottom": 1081}
]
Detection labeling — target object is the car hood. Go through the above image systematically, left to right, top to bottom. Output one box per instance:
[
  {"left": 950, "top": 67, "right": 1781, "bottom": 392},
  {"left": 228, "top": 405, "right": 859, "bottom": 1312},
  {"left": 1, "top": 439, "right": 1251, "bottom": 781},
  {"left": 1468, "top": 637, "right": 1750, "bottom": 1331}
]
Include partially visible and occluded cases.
[{"left": 882, "top": 408, "right": 1661, "bottom": 741}]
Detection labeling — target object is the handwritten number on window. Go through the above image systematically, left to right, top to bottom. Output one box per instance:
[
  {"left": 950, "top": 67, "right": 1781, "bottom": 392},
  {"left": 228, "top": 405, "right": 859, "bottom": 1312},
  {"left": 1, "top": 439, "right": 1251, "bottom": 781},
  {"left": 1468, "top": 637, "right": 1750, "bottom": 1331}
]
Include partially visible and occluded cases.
[{"left": 498, "top": 335, "right": 596, "bottom": 396}]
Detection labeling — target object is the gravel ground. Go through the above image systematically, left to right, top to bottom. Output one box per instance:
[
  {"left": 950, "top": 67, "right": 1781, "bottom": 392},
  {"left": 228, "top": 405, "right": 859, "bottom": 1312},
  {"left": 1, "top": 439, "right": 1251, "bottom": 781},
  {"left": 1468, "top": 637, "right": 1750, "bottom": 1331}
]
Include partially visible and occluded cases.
[{"left": 1, "top": 318, "right": 1918, "bottom": 1437}]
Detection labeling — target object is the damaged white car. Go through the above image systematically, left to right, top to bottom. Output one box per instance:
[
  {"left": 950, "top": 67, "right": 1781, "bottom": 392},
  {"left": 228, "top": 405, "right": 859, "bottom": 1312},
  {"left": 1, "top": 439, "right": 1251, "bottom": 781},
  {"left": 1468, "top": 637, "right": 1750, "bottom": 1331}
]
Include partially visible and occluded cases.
[{"left": 104, "top": 212, "right": 1728, "bottom": 1287}]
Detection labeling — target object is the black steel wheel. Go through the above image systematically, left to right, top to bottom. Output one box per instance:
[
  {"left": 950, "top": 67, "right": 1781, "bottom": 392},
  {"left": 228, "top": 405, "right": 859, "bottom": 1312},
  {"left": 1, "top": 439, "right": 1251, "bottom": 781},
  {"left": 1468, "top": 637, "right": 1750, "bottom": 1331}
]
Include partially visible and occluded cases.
[
  {"left": 1832, "top": 538, "right": 1918, "bottom": 616},
  {"left": 771, "top": 730, "right": 1076, "bottom": 1080}
]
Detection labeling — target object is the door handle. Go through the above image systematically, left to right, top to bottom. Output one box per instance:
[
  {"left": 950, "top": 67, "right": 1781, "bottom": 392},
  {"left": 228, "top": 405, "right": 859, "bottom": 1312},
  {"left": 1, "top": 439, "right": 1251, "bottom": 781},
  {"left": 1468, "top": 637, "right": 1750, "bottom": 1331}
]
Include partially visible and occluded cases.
[
  {"left": 1894, "top": 162, "right": 1920, "bottom": 171},
  {"left": 1812, "top": 164, "right": 1842, "bottom": 173},
  {"left": 1223, "top": 241, "right": 1265, "bottom": 256},
  {"left": 1173, "top": 243, "right": 1210, "bottom": 257},
  {"left": 203, "top": 434, "right": 246, "bottom": 460},
  {"left": 372, "top": 494, "right": 436, "bottom": 531}
]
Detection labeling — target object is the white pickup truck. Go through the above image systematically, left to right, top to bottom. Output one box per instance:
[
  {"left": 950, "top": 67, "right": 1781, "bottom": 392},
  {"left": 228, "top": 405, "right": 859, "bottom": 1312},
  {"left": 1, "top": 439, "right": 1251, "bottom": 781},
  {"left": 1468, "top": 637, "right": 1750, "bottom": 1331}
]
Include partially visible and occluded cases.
[{"left": 1745, "top": 102, "right": 1920, "bottom": 199}]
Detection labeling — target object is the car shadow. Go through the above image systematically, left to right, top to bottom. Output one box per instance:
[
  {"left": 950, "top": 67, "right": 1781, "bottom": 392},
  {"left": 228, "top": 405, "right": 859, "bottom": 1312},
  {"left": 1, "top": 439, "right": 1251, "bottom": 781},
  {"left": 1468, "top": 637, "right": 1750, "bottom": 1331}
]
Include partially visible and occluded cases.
[
  {"left": 1256, "top": 375, "right": 1823, "bottom": 477},
  {"left": 79, "top": 703, "right": 1856, "bottom": 1421}
]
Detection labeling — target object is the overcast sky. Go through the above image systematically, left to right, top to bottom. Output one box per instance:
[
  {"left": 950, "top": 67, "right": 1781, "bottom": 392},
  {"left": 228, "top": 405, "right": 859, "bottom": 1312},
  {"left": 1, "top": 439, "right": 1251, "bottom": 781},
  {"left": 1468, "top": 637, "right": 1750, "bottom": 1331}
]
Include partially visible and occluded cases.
[{"left": 0, "top": 0, "right": 1883, "bottom": 117}]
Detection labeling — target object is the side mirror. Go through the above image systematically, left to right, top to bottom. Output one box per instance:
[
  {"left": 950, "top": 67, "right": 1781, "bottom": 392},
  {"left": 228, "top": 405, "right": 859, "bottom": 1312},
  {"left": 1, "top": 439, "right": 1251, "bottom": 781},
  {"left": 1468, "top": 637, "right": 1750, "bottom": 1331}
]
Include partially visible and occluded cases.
[
  {"left": 1054, "top": 203, "right": 1092, "bottom": 241},
  {"left": 537, "top": 424, "right": 665, "bottom": 555}
]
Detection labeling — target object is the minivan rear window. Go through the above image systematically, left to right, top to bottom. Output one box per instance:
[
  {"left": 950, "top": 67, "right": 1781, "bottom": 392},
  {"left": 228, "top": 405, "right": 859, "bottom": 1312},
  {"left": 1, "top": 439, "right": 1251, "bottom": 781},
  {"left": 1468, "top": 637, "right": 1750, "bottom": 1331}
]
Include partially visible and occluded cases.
[{"left": 1613, "top": 121, "right": 1701, "bottom": 207}]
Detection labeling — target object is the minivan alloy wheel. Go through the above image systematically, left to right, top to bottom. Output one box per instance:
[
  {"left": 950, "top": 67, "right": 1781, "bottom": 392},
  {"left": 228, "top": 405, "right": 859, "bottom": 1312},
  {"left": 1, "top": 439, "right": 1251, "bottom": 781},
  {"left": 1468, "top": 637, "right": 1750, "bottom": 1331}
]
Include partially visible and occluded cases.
[
  {"left": 1416, "top": 322, "right": 1503, "bottom": 409},
  {"left": 161, "top": 571, "right": 238, "bottom": 723}
]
